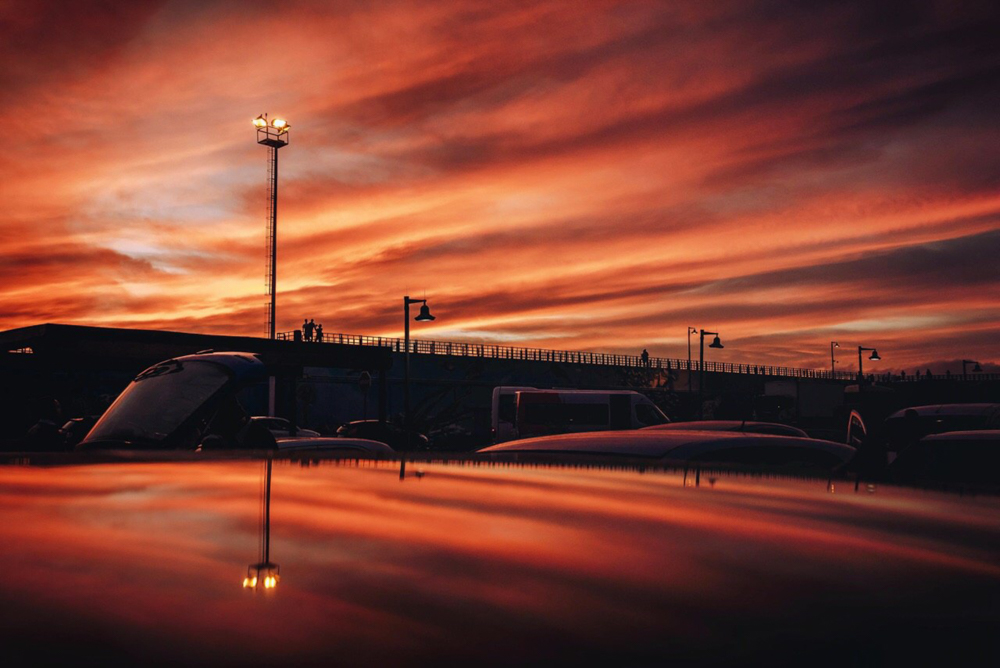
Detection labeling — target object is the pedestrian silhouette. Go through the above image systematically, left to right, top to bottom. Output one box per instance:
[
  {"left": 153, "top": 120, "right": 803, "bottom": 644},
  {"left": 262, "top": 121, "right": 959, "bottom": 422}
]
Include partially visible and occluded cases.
[
  {"left": 304, "top": 318, "right": 315, "bottom": 342},
  {"left": 315, "top": 323, "right": 323, "bottom": 343}
]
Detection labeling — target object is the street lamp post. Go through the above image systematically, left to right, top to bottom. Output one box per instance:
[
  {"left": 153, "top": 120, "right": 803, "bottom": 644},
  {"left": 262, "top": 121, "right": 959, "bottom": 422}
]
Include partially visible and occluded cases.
[
  {"left": 253, "top": 113, "right": 290, "bottom": 340},
  {"left": 403, "top": 296, "right": 435, "bottom": 449},
  {"left": 687, "top": 327, "right": 697, "bottom": 392},
  {"left": 699, "top": 329, "right": 724, "bottom": 419},
  {"left": 830, "top": 341, "right": 840, "bottom": 378},
  {"left": 857, "top": 345, "right": 881, "bottom": 384},
  {"left": 962, "top": 359, "right": 982, "bottom": 381}
]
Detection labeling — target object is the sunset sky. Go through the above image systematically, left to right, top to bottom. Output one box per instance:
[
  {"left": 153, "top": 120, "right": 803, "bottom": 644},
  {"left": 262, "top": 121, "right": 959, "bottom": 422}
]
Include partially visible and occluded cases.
[{"left": 3, "top": 0, "right": 998, "bottom": 372}]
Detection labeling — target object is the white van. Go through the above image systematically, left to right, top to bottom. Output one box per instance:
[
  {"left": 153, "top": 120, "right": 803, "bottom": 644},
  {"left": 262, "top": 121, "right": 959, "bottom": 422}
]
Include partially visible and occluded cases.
[
  {"left": 492, "top": 386, "right": 536, "bottom": 443},
  {"left": 514, "top": 389, "right": 669, "bottom": 440}
]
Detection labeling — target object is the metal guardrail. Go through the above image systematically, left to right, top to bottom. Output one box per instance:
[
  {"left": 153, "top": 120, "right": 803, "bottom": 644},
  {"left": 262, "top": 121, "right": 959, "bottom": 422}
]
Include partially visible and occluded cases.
[
  {"left": 278, "top": 330, "right": 866, "bottom": 380},
  {"left": 278, "top": 331, "right": 996, "bottom": 382},
  {"left": 868, "top": 372, "right": 1000, "bottom": 383}
]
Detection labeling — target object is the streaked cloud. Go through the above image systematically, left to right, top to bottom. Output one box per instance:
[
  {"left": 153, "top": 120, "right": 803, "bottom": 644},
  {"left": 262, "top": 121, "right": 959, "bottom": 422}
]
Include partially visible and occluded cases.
[{"left": 1, "top": 0, "right": 998, "bottom": 372}]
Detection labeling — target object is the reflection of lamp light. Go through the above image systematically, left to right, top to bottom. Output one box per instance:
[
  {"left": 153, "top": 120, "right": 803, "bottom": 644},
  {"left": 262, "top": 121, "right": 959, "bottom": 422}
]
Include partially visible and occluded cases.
[
  {"left": 242, "top": 458, "right": 279, "bottom": 591},
  {"left": 243, "top": 563, "right": 280, "bottom": 590}
]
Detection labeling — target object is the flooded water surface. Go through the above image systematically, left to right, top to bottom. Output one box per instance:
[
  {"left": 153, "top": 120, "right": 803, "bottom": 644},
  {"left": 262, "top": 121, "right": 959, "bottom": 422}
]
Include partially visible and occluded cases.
[{"left": 1, "top": 458, "right": 998, "bottom": 665}]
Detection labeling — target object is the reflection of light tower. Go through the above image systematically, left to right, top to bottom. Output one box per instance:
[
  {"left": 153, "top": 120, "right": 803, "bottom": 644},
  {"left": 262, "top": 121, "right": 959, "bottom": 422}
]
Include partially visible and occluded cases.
[
  {"left": 254, "top": 113, "right": 290, "bottom": 340},
  {"left": 243, "top": 458, "right": 279, "bottom": 591}
]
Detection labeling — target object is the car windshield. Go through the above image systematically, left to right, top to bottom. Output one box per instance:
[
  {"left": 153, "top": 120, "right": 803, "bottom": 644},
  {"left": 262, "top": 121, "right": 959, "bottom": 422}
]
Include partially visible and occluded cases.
[{"left": 85, "top": 360, "right": 232, "bottom": 447}]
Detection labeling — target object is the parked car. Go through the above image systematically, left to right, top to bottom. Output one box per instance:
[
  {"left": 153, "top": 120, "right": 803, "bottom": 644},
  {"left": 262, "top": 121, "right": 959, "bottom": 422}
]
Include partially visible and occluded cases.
[
  {"left": 78, "top": 352, "right": 392, "bottom": 457},
  {"left": 882, "top": 403, "right": 1000, "bottom": 452},
  {"left": 58, "top": 415, "right": 100, "bottom": 447},
  {"left": 250, "top": 416, "right": 320, "bottom": 438},
  {"left": 336, "top": 420, "right": 429, "bottom": 450},
  {"left": 642, "top": 420, "right": 809, "bottom": 438},
  {"left": 479, "top": 429, "right": 855, "bottom": 474},
  {"left": 889, "top": 430, "right": 1000, "bottom": 489},
  {"left": 272, "top": 436, "right": 394, "bottom": 455}
]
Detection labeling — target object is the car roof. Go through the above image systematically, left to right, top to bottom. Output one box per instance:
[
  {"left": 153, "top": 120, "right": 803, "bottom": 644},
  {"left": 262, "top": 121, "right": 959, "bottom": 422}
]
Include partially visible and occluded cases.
[
  {"left": 137, "top": 351, "right": 267, "bottom": 383},
  {"left": 517, "top": 389, "right": 639, "bottom": 395},
  {"left": 887, "top": 404, "right": 1000, "bottom": 419},
  {"left": 642, "top": 421, "right": 807, "bottom": 435},
  {"left": 478, "top": 429, "right": 854, "bottom": 463},
  {"left": 921, "top": 430, "right": 1000, "bottom": 442},
  {"left": 275, "top": 437, "right": 394, "bottom": 454}
]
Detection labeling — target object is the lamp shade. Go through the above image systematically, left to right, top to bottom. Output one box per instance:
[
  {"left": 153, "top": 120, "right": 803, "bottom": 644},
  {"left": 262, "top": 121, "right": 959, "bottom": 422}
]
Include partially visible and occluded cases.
[{"left": 415, "top": 303, "right": 435, "bottom": 321}]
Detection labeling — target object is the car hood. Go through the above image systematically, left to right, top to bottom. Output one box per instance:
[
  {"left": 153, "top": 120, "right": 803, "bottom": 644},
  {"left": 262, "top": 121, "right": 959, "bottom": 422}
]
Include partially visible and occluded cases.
[
  {"left": 478, "top": 429, "right": 854, "bottom": 462},
  {"left": 0, "top": 456, "right": 996, "bottom": 665}
]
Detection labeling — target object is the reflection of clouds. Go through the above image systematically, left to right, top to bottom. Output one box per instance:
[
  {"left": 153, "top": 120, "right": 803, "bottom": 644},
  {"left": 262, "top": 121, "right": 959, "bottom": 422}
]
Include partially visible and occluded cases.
[
  {"left": 2, "top": 2, "right": 998, "bottom": 368},
  {"left": 1, "top": 460, "right": 999, "bottom": 662}
]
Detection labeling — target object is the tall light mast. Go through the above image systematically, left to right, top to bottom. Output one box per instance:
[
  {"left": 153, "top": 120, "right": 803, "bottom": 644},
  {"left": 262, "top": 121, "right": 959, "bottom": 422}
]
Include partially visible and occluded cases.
[{"left": 253, "top": 113, "right": 290, "bottom": 339}]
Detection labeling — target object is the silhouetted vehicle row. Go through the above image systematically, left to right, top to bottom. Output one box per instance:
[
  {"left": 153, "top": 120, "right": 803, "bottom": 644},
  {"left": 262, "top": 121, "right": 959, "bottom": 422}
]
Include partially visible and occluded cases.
[
  {"left": 3, "top": 348, "right": 987, "bottom": 489},
  {"left": 76, "top": 352, "right": 390, "bottom": 456},
  {"left": 845, "top": 402, "right": 1000, "bottom": 489}
]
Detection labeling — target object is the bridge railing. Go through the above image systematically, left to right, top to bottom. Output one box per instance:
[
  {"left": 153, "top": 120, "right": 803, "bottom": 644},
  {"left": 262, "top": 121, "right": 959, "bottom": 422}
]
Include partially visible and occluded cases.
[{"left": 278, "top": 330, "right": 863, "bottom": 380}]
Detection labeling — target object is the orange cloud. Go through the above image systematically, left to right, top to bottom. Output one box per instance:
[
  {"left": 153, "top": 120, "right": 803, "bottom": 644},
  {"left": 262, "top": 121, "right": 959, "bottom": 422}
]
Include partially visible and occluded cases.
[{"left": 1, "top": 1, "right": 997, "bottom": 372}]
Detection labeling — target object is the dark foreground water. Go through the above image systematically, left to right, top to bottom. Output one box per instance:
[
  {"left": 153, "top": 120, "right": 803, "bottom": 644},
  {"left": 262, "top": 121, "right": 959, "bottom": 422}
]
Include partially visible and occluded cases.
[{"left": 1, "top": 457, "right": 998, "bottom": 666}]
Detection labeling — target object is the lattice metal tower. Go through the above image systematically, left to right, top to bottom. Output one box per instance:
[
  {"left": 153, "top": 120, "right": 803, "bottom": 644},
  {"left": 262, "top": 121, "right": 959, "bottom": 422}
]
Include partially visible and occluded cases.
[{"left": 253, "top": 114, "right": 290, "bottom": 339}]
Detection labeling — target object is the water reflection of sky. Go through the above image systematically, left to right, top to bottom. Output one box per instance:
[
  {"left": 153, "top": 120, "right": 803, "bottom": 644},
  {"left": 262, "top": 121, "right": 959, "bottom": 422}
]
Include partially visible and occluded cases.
[{"left": 1, "top": 460, "right": 998, "bottom": 665}]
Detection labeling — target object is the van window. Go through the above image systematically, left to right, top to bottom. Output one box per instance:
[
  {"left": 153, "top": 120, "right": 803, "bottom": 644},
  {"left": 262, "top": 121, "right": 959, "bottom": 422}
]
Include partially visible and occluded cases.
[
  {"left": 498, "top": 395, "right": 517, "bottom": 424},
  {"left": 610, "top": 395, "right": 631, "bottom": 429},
  {"left": 524, "top": 403, "right": 609, "bottom": 428},
  {"left": 636, "top": 403, "right": 668, "bottom": 426}
]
